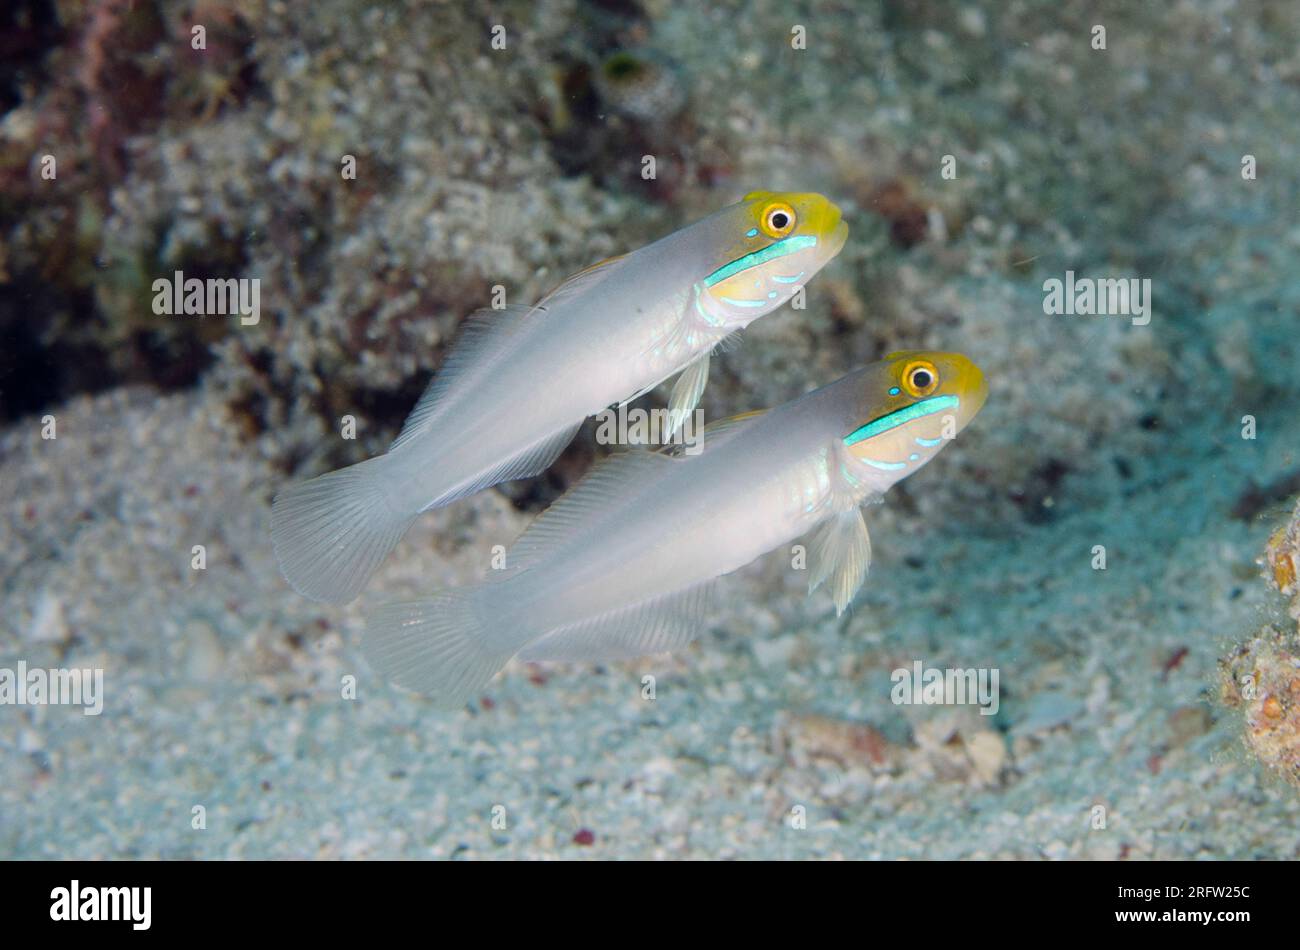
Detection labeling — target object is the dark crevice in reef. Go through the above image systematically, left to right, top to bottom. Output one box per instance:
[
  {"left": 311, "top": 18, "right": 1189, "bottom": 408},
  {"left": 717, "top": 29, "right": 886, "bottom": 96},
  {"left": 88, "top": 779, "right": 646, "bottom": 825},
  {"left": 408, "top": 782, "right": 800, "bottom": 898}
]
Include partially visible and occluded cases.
[
  {"left": 0, "top": 0, "right": 65, "bottom": 116},
  {"left": 0, "top": 1, "right": 267, "bottom": 424},
  {"left": 531, "top": 3, "right": 712, "bottom": 201},
  {"left": 540, "top": 49, "right": 701, "bottom": 201},
  {"left": 540, "top": 58, "right": 603, "bottom": 178},
  {"left": 871, "top": 181, "right": 932, "bottom": 250},
  {"left": 0, "top": 231, "right": 249, "bottom": 423},
  {"left": 0, "top": 275, "right": 221, "bottom": 424},
  {"left": 0, "top": 280, "right": 112, "bottom": 422},
  {"left": 0, "top": 301, "right": 81, "bottom": 421},
  {"left": 131, "top": 323, "right": 220, "bottom": 392},
  {"left": 332, "top": 378, "right": 433, "bottom": 459},
  {"left": 1009, "top": 457, "right": 1072, "bottom": 525},
  {"left": 1233, "top": 470, "right": 1300, "bottom": 523}
]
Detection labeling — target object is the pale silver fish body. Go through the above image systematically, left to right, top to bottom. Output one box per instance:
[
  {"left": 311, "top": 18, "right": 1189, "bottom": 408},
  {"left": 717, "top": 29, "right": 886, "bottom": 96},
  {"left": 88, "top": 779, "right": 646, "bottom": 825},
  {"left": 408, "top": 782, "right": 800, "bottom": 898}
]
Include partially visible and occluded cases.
[
  {"left": 272, "top": 194, "right": 846, "bottom": 605},
  {"left": 383, "top": 210, "right": 747, "bottom": 512},
  {"left": 361, "top": 356, "right": 988, "bottom": 708},
  {"left": 490, "top": 383, "right": 868, "bottom": 644}
]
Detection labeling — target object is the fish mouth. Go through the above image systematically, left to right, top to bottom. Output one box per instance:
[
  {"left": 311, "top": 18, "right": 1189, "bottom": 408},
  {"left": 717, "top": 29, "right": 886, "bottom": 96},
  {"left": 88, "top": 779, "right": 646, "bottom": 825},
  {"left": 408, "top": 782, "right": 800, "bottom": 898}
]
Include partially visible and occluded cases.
[
  {"left": 811, "top": 198, "right": 847, "bottom": 258},
  {"left": 780, "top": 214, "right": 846, "bottom": 276},
  {"left": 825, "top": 216, "right": 849, "bottom": 258},
  {"left": 946, "top": 354, "right": 988, "bottom": 427},
  {"left": 961, "top": 357, "right": 988, "bottom": 412},
  {"left": 968, "top": 366, "right": 989, "bottom": 416}
]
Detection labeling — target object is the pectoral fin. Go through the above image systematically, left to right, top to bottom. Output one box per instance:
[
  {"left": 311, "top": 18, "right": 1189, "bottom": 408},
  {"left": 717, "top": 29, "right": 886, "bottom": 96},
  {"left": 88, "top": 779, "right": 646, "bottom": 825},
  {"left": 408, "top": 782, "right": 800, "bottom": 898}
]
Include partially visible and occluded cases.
[
  {"left": 666, "top": 351, "right": 710, "bottom": 437},
  {"left": 807, "top": 508, "right": 872, "bottom": 616}
]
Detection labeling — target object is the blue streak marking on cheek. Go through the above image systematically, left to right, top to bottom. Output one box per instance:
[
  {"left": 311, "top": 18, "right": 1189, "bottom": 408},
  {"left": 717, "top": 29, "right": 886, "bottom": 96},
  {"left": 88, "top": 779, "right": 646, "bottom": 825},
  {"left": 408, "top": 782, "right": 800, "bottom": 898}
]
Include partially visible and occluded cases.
[
  {"left": 745, "top": 228, "right": 759, "bottom": 238},
  {"left": 703, "top": 234, "right": 818, "bottom": 287},
  {"left": 771, "top": 272, "right": 805, "bottom": 284},
  {"left": 720, "top": 296, "right": 768, "bottom": 308},
  {"left": 888, "top": 386, "right": 901, "bottom": 396},
  {"left": 844, "top": 394, "right": 960, "bottom": 447},
  {"left": 915, "top": 436, "right": 944, "bottom": 447},
  {"left": 909, "top": 453, "right": 920, "bottom": 461},
  {"left": 861, "top": 458, "right": 907, "bottom": 471}
]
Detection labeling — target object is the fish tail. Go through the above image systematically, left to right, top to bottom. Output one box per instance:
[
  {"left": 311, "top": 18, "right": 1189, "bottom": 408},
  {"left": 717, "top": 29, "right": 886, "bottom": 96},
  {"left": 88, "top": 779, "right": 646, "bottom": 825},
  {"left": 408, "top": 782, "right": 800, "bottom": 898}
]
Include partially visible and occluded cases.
[
  {"left": 271, "top": 456, "right": 415, "bottom": 604},
  {"left": 363, "top": 587, "right": 517, "bottom": 708}
]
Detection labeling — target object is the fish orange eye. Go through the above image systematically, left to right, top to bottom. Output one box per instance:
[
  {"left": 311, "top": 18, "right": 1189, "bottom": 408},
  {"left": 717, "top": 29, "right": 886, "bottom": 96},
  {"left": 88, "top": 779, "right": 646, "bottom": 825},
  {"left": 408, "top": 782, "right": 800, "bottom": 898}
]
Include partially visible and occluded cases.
[
  {"left": 759, "top": 202, "right": 796, "bottom": 238},
  {"left": 902, "top": 360, "right": 939, "bottom": 397}
]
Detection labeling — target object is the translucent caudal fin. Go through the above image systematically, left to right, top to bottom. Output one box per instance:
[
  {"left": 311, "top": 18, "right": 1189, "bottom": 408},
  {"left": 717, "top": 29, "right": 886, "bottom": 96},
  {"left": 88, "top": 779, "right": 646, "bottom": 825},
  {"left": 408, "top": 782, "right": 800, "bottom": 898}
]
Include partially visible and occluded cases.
[
  {"left": 271, "top": 456, "right": 415, "bottom": 605},
  {"left": 364, "top": 589, "right": 516, "bottom": 708}
]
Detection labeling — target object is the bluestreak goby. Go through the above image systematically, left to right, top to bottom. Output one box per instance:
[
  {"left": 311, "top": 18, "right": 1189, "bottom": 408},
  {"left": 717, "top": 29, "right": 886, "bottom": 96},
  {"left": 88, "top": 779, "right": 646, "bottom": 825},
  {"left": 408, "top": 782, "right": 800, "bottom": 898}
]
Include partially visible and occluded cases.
[
  {"left": 272, "top": 191, "right": 848, "bottom": 604},
  {"left": 364, "top": 351, "right": 988, "bottom": 707}
]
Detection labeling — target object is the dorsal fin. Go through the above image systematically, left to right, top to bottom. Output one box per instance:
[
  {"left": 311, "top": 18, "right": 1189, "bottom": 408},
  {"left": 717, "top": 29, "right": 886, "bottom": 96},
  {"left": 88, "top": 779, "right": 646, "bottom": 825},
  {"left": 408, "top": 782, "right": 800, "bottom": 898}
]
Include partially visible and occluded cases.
[
  {"left": 537, "top": 253, "right": 627, "bottom": 307},
  {"left": 390, "top": 255, "right": 629, "bottom": 453},
  {"left": 389, "top": 305, "right": 535, "bottom": 451},
  {"left": 683, "top": 408, "right": 768, "bottom": 453},
  {"left": 705, "top": 408, "right": 767, "bottom": 431},
  {"left": 504, "top": 410, "right": 768, "bottom": 565},
  {"left": 504, "top": 450, "right": 681, "bottom": 571}
]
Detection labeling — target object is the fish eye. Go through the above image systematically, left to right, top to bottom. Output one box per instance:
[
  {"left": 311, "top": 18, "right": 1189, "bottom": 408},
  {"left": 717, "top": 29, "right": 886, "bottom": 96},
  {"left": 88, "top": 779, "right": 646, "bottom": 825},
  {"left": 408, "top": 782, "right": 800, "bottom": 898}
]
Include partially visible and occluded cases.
[
  {"left": 759, "top": 202, "right": 796, "bottom": 239},
  {"left": 902, "top": 360, "right": 939, "bottom": 397}
]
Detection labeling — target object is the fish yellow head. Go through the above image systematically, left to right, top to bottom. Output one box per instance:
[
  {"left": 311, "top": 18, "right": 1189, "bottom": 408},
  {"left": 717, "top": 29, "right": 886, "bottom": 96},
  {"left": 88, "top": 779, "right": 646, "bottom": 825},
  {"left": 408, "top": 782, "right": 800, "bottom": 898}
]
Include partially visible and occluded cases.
[
  {"left": 697, "top": 190, "right": 848, "bottom": 325},
  {"left": 842, "top": 351, "right": 987, "bottom": 483}
]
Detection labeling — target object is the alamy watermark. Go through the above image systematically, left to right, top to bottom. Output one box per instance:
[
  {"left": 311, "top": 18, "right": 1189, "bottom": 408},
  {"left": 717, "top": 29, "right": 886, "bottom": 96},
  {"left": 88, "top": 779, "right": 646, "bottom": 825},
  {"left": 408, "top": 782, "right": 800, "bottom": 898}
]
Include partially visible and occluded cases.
[
  {"left": 152, "top": 270, "right": 260, "bottom": 326},
  {"left": 1042, "top": 270, "right": 1151, "bottom": 326},
  {"left": 594, "top": 405, "right": 705, "bottom": 455},
  {"left": 891, "top": 660, "right": 1000, "bottom": 716},
  {"left": 0, "top": 661, "right": 104, "bottom": 715},
  {"left": 50, "top": 880, "right": 150, "bottom": 930}
]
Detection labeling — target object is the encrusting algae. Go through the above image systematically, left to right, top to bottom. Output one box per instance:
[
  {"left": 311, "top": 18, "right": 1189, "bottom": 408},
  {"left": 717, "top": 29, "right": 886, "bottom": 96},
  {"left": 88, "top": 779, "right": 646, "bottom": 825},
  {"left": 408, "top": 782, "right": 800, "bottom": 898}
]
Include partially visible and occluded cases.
[{"left": 1219, "top": 498, "right": 1300, "bottom": 789}]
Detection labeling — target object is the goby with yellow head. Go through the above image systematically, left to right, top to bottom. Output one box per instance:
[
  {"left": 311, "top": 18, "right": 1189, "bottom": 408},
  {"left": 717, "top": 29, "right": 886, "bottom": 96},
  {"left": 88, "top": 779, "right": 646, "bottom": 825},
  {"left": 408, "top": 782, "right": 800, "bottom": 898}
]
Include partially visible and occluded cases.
[
  {"left": 272, "top": 190, "right": 848, "bottom": 605},
  {"left": 840, "top": 351, "right": 988, "bottom": 493},
  {"left": 364, "top": 352, "right": 986, "bottom": 707}
]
